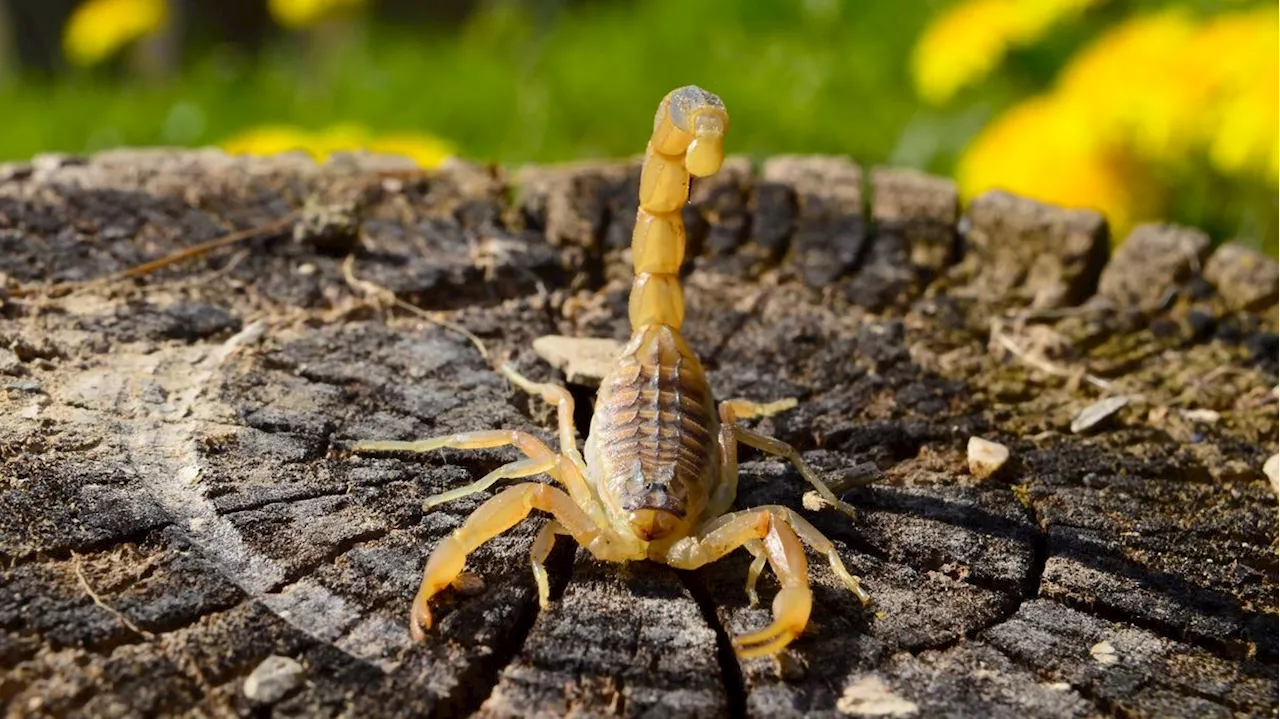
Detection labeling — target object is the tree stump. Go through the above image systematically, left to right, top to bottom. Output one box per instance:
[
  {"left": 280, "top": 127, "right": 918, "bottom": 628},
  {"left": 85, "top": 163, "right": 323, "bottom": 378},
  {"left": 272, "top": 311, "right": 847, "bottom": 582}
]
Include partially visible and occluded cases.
[{"left": 0, "top": 150, "right": 1275, "bottom": 718}]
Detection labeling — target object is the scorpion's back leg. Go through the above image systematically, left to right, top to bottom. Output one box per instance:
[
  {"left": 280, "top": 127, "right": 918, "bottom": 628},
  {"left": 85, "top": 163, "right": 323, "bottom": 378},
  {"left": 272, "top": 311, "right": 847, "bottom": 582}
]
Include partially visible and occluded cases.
[
  {"left": 496, "top": 363, "right": 589, "bottom": 477},
  {"left": 707, "top": 397, "right": 798, "bottom": 517},
  {"left": 720, "top": 397, "right": 860, "bottom": 520},
  {"left": 354, "top": 430, "right": 600, "bottom": 517},
  {"left": 355, "top": 430, "right": 554, "bottom": 504},
  {"left": 411, "top": 480, "right": 604, "bottom": 640}
]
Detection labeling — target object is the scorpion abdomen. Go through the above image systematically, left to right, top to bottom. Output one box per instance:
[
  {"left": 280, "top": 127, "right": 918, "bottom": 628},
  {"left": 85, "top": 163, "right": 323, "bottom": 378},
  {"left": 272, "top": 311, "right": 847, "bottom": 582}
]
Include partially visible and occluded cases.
[{"left": 590, "top": 325, "right": 718, "bottom": 538}]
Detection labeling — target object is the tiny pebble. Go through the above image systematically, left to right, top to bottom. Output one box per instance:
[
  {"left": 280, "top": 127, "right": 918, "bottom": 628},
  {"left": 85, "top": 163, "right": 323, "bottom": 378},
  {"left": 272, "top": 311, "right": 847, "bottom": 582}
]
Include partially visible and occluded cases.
[
  {"left": 296, "top": 262, "right": 317, "bottom": 276},
  {"left": 0, "top": 348, "right": 21, "bottom": 375},
  {"left": 4, "top": 379, "right": 42, "bottom": 393},
  {"left": 1071, "top": 396, "right": 1129, "bottom": 434},
  {"left": 1180, "top": 408, "right": 1220, "bottom": 423},
  {"left": 967, "top": 437, "right": 1010, "bottom": 480},
  {"left": 1264, "top": 454, "right": 1278, "bottom": 494},
  {"left": 827, "top": 462, "right": 882, "bottom": 493},
  {"left": 802, "top": 491, "right": 828, "bottom": 512},
  {"left": 1090, "top": 640, "right": 1118, "bottom": 665},
  {"left": 243, "top": 655, "right": 305, "bottom": 704},
  {"left": 836, "top": 675, "right": 918, "bottom": 716},
  {"left": 1046, "top": 682, "right": 1073, "bottom": 691}
]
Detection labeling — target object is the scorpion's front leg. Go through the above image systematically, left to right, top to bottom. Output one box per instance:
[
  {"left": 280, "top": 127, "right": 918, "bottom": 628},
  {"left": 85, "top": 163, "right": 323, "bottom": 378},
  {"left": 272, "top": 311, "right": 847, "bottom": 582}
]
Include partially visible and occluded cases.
[
  {"left": 411, "top": 481, "right": 606, "bottom": 640},
  {"left": 665, "top": 508, "right": 816, "bottom": 658}
]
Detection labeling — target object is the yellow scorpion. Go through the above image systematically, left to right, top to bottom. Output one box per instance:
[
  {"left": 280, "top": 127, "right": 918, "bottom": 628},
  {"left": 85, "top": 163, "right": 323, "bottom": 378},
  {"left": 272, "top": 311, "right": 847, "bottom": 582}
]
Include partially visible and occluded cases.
[{"left": 355, "top": 86, "right": 870, "bottom": 658}]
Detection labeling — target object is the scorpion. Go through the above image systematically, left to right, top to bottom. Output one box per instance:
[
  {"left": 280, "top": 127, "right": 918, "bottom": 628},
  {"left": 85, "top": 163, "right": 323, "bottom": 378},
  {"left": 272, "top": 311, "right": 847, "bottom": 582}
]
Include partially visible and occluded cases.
[{"left": 354, "top": 85, "right": 870, "bottom": 658}]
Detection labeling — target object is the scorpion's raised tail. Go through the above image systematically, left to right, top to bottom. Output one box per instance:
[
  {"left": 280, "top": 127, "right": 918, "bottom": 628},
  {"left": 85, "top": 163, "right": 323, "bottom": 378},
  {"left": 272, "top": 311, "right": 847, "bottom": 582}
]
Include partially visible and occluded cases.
[{"left": 630, "top": 85, "right": 729, "bottom": 330}]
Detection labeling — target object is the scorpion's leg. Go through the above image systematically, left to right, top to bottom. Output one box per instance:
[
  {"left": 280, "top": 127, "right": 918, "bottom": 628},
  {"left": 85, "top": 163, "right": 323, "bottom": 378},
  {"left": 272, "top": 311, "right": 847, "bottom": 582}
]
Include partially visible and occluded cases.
[
  {"left": 496, "top": 363, "right": 589, "bottom": 476},
  {"left": 707, "top": 397, "right": 799, "bottom": 516},
  {"left": 720, "top": 397, "right": 798, "bottom": 419},
  {"left": 707, "top": 409, "right": 775, "bottom": 605},
  {"left": 731, "top": 422, "right": 859, "bottom": 520},
  {"left": 354, "top": 427, "right": 604, "bottom": 520},
  {"left": 353, "top": 429, "right": 553, "bottom": 459},
  {"left": 355, "top": 430, "right": 558, "bottom": 506},
  {"left": 411, "top": 480, "right": 606, "bottom": 640},
  {"left": 691, "top": 504, "right": 869, "bottom": 607},
  {"left": 765, "top": 505, "right": 871, "bottom": 605},
  {"left": 664, "top": 509, "right": 813, "bottom": 657},
  {"left": 732, "top": 517, "right": 812, "bottom": 658},
  {"left": 529, "top": 520, "right": 568, "bottom": 609},
  {"left": 743, "top": 538, "right": 768, "bottom": 607}
]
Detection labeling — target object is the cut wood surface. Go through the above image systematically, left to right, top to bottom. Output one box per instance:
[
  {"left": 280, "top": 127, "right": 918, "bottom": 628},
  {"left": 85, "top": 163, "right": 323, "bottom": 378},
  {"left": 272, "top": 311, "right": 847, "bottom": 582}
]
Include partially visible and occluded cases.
[{"left": 0, "top": 150, "right": 1276, "bottom": 718}]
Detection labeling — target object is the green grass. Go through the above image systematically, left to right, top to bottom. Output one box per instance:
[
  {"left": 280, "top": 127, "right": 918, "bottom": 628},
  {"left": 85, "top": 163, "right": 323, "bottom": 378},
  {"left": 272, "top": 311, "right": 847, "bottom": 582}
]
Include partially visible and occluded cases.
[{"left": 0, "top": 0, "right": 934, "bottom": 166}]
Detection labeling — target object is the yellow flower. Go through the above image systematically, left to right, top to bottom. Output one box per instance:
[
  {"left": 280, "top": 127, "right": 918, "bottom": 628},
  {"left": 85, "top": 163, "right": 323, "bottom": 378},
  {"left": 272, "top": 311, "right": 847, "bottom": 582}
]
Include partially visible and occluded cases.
[
  {"left": 62, "top": 0, "right": 167, "bottom": 67},
  {"left": 268, "top": 0, "right": 367, "bottom": 29},
  {"left": 912, "top": 0, "right": 1106, "bottom": 105},
  {"left": 1192, "top": 6, "right": 1277, "bottom": 82},
  {"left": 1058, "top": 7, "right": 1278, "bottom": 180},
  {"left": 1196, "top": 8, "right": 1279, "bottom": 180},
  {"left": 1057, "top": 11, "right": 1199, "bottom": 159},
  {"left": 1209, "top": 62, "right": 1278, "bottom": 180},
  {"left": 957, "top": 95, "right": 1153, "bottom": 235},
  {"left": 221, "top": 124, "right": 456, "bottom": 169},
  {"left": 220, "top": 125, "right": 321, "bottom": 159},
  {"left": 363, "top": 134, "right": 457, "bottom": 170}
]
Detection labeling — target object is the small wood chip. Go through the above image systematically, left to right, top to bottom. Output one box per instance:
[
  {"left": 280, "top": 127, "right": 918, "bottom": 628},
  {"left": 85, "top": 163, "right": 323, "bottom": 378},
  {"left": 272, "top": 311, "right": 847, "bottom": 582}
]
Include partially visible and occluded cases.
[
  {"left": 532, "top": 335, "right": 625, "bottom": 387},
  {"left": 1071, "top": 396, "right": 1129, "bottom": 434},
  {"left": 1179, "top": 408, "right": 1221, "bottom": 423},
  {"left": 967, "top": 437, "right": 1010, "bottom": 480},
  {"left": 1264, "top": 454, "right": 1279, "bottom": 494},
  {"left": 802, "top": 491, "right": 828, "bottom": 512},
  {"left": 1089, "top": 640, "right": 1119, "bottom": 665},
  {"left": 244, "top": 655, "right": 305, "bottom": 704},
  {"left": 836, "top": 675, "right": 919, "bottom": 716}
]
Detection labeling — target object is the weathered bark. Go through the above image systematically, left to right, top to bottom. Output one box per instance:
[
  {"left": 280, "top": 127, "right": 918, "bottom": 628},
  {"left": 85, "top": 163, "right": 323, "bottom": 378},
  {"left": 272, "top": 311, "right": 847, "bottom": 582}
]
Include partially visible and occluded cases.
[{"left": 0, "top": 149, "right": 1275, "bottom": 719}]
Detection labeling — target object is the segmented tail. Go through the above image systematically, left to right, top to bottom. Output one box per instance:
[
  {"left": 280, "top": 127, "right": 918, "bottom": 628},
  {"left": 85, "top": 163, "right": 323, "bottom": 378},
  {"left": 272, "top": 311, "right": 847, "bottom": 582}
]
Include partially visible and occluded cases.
[{"left": 629, "top": 86, "right": 729, "bottom": 331}]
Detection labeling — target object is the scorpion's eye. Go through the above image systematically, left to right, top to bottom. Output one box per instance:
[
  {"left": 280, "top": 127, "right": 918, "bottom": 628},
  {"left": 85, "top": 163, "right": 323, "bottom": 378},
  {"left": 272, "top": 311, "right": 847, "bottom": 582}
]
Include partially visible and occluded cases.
[{"left": 628, "top": 508, "right": 680, "bottom": 541}]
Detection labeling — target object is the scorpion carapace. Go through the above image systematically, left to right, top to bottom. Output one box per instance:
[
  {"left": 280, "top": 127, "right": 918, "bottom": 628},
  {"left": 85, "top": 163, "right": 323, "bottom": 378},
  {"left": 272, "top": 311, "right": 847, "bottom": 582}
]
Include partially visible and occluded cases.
[{"left": 354, "top": 85, "right": 870, "bottom": 659}]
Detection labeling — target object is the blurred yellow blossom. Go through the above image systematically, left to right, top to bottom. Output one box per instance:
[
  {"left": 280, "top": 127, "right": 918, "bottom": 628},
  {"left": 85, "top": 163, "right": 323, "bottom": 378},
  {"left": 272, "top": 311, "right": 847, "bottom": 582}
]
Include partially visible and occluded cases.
[
  {"left": 62, "top": 0, "right": 167, "bottom": 67},
  {"left": 269, "top": 0, "right": 368, "bottom": 29},
  {"left": 912, "top": 0, "right": 1106, "bottom": 105},
  {"left": 956, "top": 6, "right": 1277, "bottom": 241},
  {"left": 1056, "top": 7, "right": 1277, "bottom": 178},
  {"left": 1191, "top": 7, "right": 1277, "bottom": 85},
  {"left": 1195, "top": 9, "right": 1279, "bottom": 179},
  {"left": 1057, "top": 12, "right": 1199, "bottom": 160},
  {"left": 1210, "top": 61, "right": 1278, "bottom": 179},
  {"left": 957, "top": 95, "right": 1155, "bottom": 235},
  {"left": 221, "top": 124, "right": 455, "bottom": 168},
  {"left": 220, "top": 125, "right": 316, "bottom": 157},
  {"left": 363, "top": 133, "right": 458, "bottom": 169}
]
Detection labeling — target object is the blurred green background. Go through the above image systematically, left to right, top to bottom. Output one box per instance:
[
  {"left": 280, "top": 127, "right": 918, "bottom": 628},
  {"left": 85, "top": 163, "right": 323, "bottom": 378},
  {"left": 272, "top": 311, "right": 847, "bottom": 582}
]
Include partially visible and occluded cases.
[{"left": 0, "top": 0, "right": 1275, "bottom": 254}]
